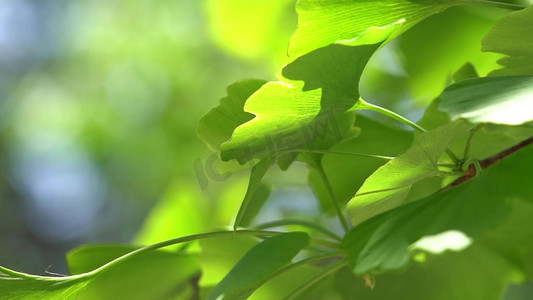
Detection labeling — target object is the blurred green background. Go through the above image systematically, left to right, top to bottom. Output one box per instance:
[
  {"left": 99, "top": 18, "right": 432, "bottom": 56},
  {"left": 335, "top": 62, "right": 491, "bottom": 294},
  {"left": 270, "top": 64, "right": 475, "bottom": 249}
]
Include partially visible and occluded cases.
[{"left": 0, "top": 0, "right": 297, "bottom": 275}]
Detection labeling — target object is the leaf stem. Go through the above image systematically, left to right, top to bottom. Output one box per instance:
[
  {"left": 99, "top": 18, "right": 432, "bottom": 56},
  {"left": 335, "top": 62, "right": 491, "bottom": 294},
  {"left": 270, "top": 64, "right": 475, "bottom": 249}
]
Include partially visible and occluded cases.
[
  {"left": 464, "top": 0, "right": 526, "bottom": 10},
  {"left": 356, "top": 98, "right": 460, "bottom": 165},
  {"left": 357, "top": 98, "right": 427, "bottom": 132},
  {"left": 463, "top": 125, "right": 481, "bottom": 160},
  {"left": 446, "top": 136, "right": 533, "bottom": 188},
  {"left": 292, "top": 149, "right": 394, "bottom": 160},
  {"left": 315, "top": 165, "right": 350, "bottom": 233},
  {"left": 254, "top": 219, "right": 343, "bottom": 242},
  {"left": 1, "top": 230, "right": 283, "bottom": 281},
  {"left": 87, "top": 230, "right": 283, "bottom": 277},
  {"left": 263, "top": 252, "right": 346, "bottom": 287},
  {"left": 283, "top": 259, "right": 348, "bottom": 300}
]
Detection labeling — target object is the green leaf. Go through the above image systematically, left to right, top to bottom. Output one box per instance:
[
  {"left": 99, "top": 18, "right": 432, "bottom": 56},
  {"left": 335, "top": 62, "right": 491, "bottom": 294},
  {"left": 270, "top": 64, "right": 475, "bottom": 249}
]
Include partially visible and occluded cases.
[
  {"left": 288, "top": 0, "right": 461, "bottom": 57},
  {"left": 482, "top": 5, "right": 533, "bottom": 75},
  {"left": 398, "top": 7, "right": 500, "bottom": 102},
  {"left": 221, "top": 43, "right": 379, "bottom": 163},
  {"left": 453, "top": 62, "right": 479, "bottom": 82},
  {"left": 437, "top": 75, "right": 533, "bottom": 125},
  {"left": 197, "top": 79, "right": 267, "bottom": 152},
  {"left": 309, "top": 114, "right": 413, "bottom": 214},
  {"left": 346, "top": 120, "right": 472, "bottom": 225},
  {"left": 344, "top": 143, "right": 533, "bottom": 275},
  {"left": 234, "top": 158, "right": 272, "bottom": 229},
  {"left": 235, "top": 184, "right": 271, "bottom": 228},
  {"left": 479, "top": 200, "right": 533, "bottom": 272},
  {"left": 208, "top": 232, "right": 309, "bottom": 300},
  {"left": 198, "top": 236, "right": 259, "bottom": 288},
  {"left": 334, "top": 244, "right": 519, "bottom": 300},
  {"left": 67, "top": 245, "right": 199, "bottom": 299},
  {"left": 67, "top": 245, "right": 137, "bottom": 275},
  {"left": 0, "top": 246, "right": 199, "bottom": 300},
  {"left": 251, "top": 263, "right": 328, "bottom": 300},
  {"left": 0, "top": 268, "right": 88, "bottom": 300}
]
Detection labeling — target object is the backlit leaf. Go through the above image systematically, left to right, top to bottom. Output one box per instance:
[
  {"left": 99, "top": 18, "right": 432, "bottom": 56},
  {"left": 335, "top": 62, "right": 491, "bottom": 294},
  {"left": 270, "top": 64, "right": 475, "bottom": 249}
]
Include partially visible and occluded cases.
[
  {"left": 289, "top": 0, "right": 462, "bottom": 57},
  {"left": 482, "top": 5, "right": 533, "bottom": 75},
  {"left": 398, "top": 7, "right": 501, "bottom": 102},
  {"left": 221, "top": 43, "right": 379, "bottom": 163},
  {"left": 438, "top": 75, "right": 533, "bottom": 125},
  {"left": 197, "top": 79, "right": 267, "bottom": 152},
  {"left": 309, "top": 114, "right": 412, "bottom": 214},
  {"left": 346, "top": 120, "right": 472, "bottom": 225},
  {"left": 344, "top": 143, "right": 533, "bottom": 275},
  {"left": 234, "top": 158, "right": 272, "bottom": 229},
  {"left": 67, "top": 245, "right": 199, "bottom": 299}
]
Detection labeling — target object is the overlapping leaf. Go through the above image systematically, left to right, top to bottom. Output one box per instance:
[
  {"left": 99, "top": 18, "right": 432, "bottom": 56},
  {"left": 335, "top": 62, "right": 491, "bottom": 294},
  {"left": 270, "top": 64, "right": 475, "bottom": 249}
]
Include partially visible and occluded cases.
[
  {"left": 214, "top": 0, "right": 486, "bottom": 165},
  {"left": 288, "top": 0, "right": 462, "bottom": 57},
  {"left": 482, "top": 5, "right": 533, "bottom": 75},
  {"left": 398, "top": 7, "right": 501, "bottom": 102},
  {"left": 220, "top": 43, "right": 380, "bottom": 163},
  {"left": 197, "top": 79, "right": 266, "bottom": 152},
  {"left": 309, "top": 115, "right": 413, "bottom": 214},
  {"left": 346, "top": 120, "right": 473, "bottom": 225},
  {"left": 344, "top": 143, "right": 533, "bottom": 275},
  {"left": 234, "top": 158, "right": 272, "bottom": 229},
  {"left": 198, "top": 236, "right": 259, "bottom": 289},
  {"left": 334, "top": 244, "right": 518, "bottom": 300},
  {"left": 66, "top": 245, "right": 199, "bottom": 299}
]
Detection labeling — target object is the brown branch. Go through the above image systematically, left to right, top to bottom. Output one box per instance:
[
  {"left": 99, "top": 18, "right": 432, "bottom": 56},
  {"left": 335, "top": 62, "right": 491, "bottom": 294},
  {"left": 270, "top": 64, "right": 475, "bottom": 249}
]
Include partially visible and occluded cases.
[{"left": 447, "top": 136, "right": 533, "bottom": 188}]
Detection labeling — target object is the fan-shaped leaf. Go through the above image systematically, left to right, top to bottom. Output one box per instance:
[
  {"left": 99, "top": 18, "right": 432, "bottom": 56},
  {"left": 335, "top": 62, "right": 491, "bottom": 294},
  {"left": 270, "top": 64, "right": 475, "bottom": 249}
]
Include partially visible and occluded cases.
[{"left": 208, "top": 232, "right": 309, "bottom": 300}]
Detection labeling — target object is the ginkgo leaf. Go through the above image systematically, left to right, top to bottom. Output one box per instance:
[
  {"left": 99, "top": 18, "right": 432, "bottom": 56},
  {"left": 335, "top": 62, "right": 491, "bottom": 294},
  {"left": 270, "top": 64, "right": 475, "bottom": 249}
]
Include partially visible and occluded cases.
[
  {"left": 288, "top": 0, "right": 462, "bottom": 57},
  {"left": 482, "top": 5, "right": 533, "bottom": 75},
  {"left": 398, "top": 7, "right": 501, "bottom": 102},
  {"left": 220, "top": 43, "right": 379, "bottom": 163},
  {"left": 437, "top": 75, "right": 533, "bottom": 125},
  {"left": 198, "top": 79, "right": 267, "bottom": 152},
  {"left": 309, "top": 115, "right": 413, "bottom": 214},
  {"left": 346, "top": 120, "right": 473, "bottom": 225},
  {"left": 344, "top": 142, "right": 533, "bottom": 275},
  {"left": 234, "top": 157, "right": 272, "bottom": 229},
  {"left": 208, "top": 232, "right": 309, "bottom": 300},
  {"left": 335, "top": 244, "right": 518, "bottom": 300},
  {"left": 66, "top": 246, "right": 199, "bottom": 299},
  {"left": 0, "top": 248, "right": 198, "bottom": 300},
  {"left": 0, "top": 268, "right": 89, "bottom": 300}
]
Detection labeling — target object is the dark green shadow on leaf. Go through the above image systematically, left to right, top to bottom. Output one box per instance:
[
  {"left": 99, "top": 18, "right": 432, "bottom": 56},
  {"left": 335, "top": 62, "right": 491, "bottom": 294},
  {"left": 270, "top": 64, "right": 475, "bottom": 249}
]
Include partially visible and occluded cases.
[
  {"left": 482, "top": 5, "right": 533, "bottom": 75},
  {"left": 221, "top": 44, "right": 378, "bottom": 164},
  {"left": 197, "top": 79, "right": 267, "bottom": 152}
]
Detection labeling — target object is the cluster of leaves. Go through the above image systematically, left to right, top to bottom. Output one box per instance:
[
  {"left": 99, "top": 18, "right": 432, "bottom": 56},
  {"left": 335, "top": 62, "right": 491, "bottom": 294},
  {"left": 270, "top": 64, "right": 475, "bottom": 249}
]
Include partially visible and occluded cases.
[{"left": 2, "top": 0, "right": 533, "bottom": 299}]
